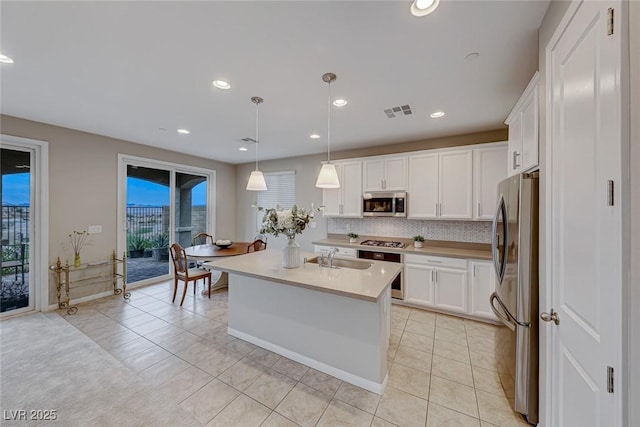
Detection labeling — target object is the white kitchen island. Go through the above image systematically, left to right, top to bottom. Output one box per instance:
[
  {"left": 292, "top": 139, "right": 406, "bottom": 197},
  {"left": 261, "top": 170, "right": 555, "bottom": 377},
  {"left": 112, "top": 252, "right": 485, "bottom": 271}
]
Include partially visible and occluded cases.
[{"left": 204, "top": 250, "right": 402, "bottom": 394}]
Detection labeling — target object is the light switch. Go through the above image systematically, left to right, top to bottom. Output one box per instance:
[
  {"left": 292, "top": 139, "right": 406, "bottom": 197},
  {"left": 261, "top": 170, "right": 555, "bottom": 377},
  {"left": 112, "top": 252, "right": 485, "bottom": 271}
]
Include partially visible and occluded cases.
[{"left": 88, "top": 225, "right": 102, "bottom": 234}]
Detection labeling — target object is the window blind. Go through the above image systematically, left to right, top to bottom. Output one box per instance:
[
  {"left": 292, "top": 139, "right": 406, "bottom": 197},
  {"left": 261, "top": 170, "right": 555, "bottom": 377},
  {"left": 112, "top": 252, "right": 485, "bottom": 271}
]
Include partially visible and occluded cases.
[{"left": 256, "top": 171, "right": 296, "bottom": 231}]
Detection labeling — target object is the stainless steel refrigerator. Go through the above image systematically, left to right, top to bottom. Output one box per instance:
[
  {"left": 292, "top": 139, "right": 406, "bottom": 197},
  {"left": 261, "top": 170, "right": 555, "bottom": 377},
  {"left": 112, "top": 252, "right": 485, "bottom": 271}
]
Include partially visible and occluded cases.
[{"left": 490, "top": 171, "right": 539, "bottom": 425}]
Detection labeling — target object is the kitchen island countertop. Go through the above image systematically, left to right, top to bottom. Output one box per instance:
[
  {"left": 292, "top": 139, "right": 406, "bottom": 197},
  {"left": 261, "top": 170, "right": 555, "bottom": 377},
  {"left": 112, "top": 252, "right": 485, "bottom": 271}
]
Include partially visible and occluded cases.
[{"left": 204, "top": 249, "right": 402, "bottom": 302}]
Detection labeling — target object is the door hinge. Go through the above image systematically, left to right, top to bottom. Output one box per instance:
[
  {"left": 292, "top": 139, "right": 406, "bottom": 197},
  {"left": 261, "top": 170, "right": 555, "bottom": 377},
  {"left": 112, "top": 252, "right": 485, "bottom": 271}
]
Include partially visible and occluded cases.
[
  {"left": 607, "top": 8, "right": 614, "bottom": 36},
  {"left": 607, "top": 180, "right": 614, "bottom": 206},
  {"left": 607, "top": 366, "right": 614, "bottom": 393}
]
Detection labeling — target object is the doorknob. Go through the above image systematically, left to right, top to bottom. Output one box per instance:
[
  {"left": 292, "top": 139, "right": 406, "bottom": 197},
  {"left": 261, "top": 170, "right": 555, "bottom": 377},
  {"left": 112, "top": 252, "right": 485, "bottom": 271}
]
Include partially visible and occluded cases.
[{"left": 540, "top": 309, "right": 560, "bottom": 325}]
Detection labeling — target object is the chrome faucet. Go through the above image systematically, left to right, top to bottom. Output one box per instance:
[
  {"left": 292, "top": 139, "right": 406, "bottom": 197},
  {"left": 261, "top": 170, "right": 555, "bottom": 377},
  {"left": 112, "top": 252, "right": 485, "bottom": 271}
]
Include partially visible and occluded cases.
[{"left": 327, "top": 248, "right": 338, "bottom": 268}]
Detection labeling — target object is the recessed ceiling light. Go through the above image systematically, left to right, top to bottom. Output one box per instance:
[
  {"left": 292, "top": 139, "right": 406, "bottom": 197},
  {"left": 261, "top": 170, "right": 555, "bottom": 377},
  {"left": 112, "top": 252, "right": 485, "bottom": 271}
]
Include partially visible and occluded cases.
[
  {"left": 410, "top": 0, "right": 440, "bottom": 17},
  {"left": 465, "top": 52, "right": 480, "bottom": 61},
  {"left": 0, "top": 54, "right": 14, "bottom": 64},
  {"left": 212, "top": 80, "right": 231, "bottom": 90},
  {"left": 333, "top": 99, "right": 348, "bottom": 107},
  {"left": 430, "top": 111, "right": 446, "bottom": 118},
  {"left": 177, "top": 129, "right": 190, "bottom": 134},
  {"left": 310, "top": 134, "right": 321, "bottom": 139},
  {"left": 239, "top": 146, "right": 248, "bottom": 152}
]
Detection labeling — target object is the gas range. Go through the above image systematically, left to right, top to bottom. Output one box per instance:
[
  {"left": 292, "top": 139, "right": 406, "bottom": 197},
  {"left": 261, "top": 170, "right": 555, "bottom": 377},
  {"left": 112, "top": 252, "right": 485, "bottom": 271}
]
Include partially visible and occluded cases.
[{"left": 360, "top": 240, "right": 407, "bottom": 249}]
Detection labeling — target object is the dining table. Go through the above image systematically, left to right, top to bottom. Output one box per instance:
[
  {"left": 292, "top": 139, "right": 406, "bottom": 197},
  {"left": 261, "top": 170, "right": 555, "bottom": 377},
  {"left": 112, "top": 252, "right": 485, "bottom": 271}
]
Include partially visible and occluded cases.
[{"left": 184, "top": 242, "right": 252, "bottom": 292}]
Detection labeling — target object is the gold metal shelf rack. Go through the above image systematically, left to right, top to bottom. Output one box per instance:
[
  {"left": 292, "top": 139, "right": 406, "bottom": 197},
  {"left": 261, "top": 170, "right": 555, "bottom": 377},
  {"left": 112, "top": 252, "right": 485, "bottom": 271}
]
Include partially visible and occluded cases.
[{"left": 50, "top": 250, "right": 128, "bottom": 315}]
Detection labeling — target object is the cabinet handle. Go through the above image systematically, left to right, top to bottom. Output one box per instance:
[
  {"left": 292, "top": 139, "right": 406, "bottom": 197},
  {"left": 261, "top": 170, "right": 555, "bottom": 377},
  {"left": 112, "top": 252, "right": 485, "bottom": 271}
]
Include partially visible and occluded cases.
[
  {"left": 512, "top": 151, "right": 521, "bottom": 169},
  {"left": 435, "top": 203, "right": 438, "bottom": 216},
  {"left": 439, "top": 203, "right": 443, "bottom": 217},
  {"left": 477, "top": 203, "right": 481, "bottom": 217},
  {"left": 473, "top": 265, "right": 476, "bottom": 277},
  {"left": 431, "top": 270, "right": 434, "bottom": 282},
  {"left": 435, "top": 271, "right": 437, "bottom": 283}
]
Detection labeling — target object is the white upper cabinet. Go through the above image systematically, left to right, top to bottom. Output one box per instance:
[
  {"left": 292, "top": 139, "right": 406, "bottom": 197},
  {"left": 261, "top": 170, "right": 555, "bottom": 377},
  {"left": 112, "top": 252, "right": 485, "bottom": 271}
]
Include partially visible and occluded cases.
[
  {"left": 505, "top": 72, "right": 539, "bottom": 176},
  {"left": 473, "top": 143, "right": 508, "bottom": 220},
  {"left": 408, "top": 149, "right": 473, "bottom": 219},
  {"left": 439, "top": 150, "right": 473, "bottom": 218},
  {"left": 408, "top": 153, "right": 438, "bottom": 218},
  {"left": 363, "top": 156, "right": 407, "bottom": 191},
  {"left": 322, "top": 161, "right": 362, "bottom": 217}
]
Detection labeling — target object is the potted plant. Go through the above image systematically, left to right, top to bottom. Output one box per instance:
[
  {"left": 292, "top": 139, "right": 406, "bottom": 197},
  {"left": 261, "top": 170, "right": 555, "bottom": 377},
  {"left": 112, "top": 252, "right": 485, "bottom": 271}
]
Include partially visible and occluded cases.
[
  {"left": 348, "top": 232, "right": 359, "bottom": 244},
  {"left": 151, "top": 233, "right": 169, "bottom": 261},
  {"left": 127, "top": 234, "right": 148, "bottom": 258},
  {"left": 413, "top": 235, "right": 425, "bottom": 248}
]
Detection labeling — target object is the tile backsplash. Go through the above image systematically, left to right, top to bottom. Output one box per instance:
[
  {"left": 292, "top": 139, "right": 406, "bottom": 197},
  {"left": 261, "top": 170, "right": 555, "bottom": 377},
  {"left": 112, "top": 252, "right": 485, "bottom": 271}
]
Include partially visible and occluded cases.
[{"left": 327, "top": 217, "right": 492, "bottom": 243}]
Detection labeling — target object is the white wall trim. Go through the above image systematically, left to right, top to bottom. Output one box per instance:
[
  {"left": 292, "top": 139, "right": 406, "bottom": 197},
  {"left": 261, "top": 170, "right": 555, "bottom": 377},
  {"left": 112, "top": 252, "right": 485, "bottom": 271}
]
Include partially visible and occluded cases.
[{"left": 0, "top": 134, "right": 49, "bottom": 314}]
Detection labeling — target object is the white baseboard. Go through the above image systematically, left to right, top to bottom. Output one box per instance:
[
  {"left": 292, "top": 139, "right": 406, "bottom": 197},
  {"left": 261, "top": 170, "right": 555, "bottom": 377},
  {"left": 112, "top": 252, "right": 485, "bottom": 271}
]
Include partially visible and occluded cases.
[{"left": 228, "top": 327, "right": 388, "bottom": 395}]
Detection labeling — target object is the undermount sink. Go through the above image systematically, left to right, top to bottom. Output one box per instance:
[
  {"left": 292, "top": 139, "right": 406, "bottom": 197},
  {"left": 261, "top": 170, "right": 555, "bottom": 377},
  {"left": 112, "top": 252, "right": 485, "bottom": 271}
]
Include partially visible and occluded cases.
[{"left": 307, "top": 257, "right": 373, "bottom": 270}]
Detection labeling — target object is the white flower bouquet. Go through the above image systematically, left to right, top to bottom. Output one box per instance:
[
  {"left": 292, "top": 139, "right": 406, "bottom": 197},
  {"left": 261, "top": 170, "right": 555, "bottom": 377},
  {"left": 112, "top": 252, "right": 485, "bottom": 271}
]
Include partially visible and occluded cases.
[{"left": 259, "top": 204, "right": 318, "bottom": 237}]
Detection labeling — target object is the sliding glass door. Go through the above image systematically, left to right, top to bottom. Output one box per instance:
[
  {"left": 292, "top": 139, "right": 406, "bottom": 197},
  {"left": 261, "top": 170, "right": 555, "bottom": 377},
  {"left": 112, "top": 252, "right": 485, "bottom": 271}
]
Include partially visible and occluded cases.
[
  {"left": 1, "top": 147, "right": 34, "bottom": 315},
  {"left": 119, "top": 156, "right": 215, "bottom": 287}
]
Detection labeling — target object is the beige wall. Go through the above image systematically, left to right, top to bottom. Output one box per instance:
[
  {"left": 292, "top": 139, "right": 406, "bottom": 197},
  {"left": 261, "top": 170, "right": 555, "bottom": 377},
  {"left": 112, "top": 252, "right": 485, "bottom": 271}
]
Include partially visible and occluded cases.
[
  {"left": 1, "top": 114, "right": 237, "bottom": 304},
  {"left": 235, "top": 129, "right": 507, "bottom": 253}
]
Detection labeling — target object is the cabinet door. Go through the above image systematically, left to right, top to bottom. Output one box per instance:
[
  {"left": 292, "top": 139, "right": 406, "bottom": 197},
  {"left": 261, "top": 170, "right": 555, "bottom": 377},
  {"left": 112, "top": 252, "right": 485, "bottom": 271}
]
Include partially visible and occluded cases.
[
  {"left": 520, "top": 89, "right": 538, "bottom": 172},
  {"left": 508, "top": 114, "right": 523, "bottom": 176},
  {"left": 473, "top": 145, "right": 508, "bottom": 220},
  {"left": 439, "top": 150, "right": 473, "bottom": 219},
  {"left": 408, "top": 153, "right": 438, "bottom": 218},
  {"left": 383, "top": 157, "right": 407, "bottom": 191},
  {"left": 363, "top": 159, "right": 385, "bottom": 192},
  {"left": 341, "top": 161, "right": 363, "bottom": 217},
  {"left": 322, "top": 163, "right": 343, "bottom": 216},
  {"left": 469, "top": 261, "right": 497, "bottom": 320},
  {"left": 404, "top": 264, "right": 435, "bottom": 306},
  {"left": 434, "top": 267, "right": 468, "bottom": 313}
]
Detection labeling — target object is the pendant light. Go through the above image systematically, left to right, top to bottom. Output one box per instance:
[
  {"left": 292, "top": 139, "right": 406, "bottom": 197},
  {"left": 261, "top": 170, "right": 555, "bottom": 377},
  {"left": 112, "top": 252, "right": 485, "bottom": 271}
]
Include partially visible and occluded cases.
[
  {"left": 315, "top": 73, "right": 341, "bottom": 189},
  {"left": 246, "top": 96, "right": 268, "bottom": 191}
]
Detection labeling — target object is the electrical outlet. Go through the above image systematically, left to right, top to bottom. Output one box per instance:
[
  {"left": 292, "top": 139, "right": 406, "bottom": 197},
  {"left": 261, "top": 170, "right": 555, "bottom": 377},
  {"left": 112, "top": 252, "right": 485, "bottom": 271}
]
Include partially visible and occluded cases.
[
  {"left": 310, "top": 221, "right": 317, "bottom": 229},
  {"left": 88, "top": 225, "right": 102, "bottom": 234}
]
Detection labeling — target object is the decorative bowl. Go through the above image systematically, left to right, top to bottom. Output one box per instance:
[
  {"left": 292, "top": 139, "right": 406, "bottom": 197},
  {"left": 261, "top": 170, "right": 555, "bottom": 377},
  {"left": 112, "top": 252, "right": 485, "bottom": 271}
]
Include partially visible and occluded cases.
[{"left": 215, "top": 241, "right": 232, "bottom": 249}]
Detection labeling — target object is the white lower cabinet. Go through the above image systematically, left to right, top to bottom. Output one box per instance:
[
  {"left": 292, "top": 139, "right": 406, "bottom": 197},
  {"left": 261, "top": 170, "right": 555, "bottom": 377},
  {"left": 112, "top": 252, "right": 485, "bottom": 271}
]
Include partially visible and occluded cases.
[
  {"left": 403, "top": 254, "right": 468, "bottom": 315},
  {"left": 404, "top": 254, "right": 496, "bottom": 321},
  {"left": 469, "top": 260, "right": 497, "bottom": 321}
]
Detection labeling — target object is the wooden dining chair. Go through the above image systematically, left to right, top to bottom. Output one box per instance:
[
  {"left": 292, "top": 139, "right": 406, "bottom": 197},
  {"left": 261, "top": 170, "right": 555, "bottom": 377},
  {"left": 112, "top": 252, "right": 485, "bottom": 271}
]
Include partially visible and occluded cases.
[
  {"left": 191, "top": 232, "right": 214, "bottom": 246},
  {"left": 247, "top": 239, "right": 267, "bottom": 253},
  {"left": 169, "top": 243, "right": 212, "bottom": 306}
]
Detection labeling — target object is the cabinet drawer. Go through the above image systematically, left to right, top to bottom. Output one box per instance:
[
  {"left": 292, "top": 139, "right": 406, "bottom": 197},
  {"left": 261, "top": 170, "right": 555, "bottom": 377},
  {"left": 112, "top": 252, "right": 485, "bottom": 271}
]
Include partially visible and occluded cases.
[{"left": 405, "top": 253, "right": 467, "bottom": 269}]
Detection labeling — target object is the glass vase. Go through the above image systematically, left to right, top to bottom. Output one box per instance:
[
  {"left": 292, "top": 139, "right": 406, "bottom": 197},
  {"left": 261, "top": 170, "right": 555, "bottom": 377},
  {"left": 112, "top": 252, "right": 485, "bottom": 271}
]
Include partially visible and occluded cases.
[
  {"left": 282, "top": 231, "right": 300, "bottom": 269},
  {"left": 74, "top": 253, "right": 81, "bottom": 268}
]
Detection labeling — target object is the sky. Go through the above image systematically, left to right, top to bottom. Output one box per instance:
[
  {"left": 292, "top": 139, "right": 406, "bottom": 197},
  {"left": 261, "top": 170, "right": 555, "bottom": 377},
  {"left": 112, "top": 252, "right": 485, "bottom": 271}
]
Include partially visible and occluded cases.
[
  {"left": 2, "top": 173, "right": 30, "bottom": 205},
  {"left": 2, "top": 174, "right": 206, "bottom": 206},
  {"left": 127, "top": 178, "right": 207, "bottom": 206}
]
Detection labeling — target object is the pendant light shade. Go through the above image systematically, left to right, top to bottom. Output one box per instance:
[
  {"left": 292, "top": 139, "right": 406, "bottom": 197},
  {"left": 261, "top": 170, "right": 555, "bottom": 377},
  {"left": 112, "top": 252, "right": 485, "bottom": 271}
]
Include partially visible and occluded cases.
[
  {"left": 315, "top": 72, "right": 341, "bottom": 189},
  {"left": 246, "top": 96, "right": 268, "bottom": 192},
  {"left": 316, "top": 163, "right": 340, "bottom": 188},
  {"left": 247, "top": 170, "right": 267, "bottom": 191}
]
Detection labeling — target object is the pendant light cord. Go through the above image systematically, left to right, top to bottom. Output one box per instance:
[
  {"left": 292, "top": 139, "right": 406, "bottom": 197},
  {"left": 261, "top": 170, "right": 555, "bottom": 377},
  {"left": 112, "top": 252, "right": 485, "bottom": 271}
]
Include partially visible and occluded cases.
[
  {"left": 327, "top": 78, "right": 331, "bottom": 163},
  {"left": 255, "top": 101, "right": 260, "bottom": 171}
]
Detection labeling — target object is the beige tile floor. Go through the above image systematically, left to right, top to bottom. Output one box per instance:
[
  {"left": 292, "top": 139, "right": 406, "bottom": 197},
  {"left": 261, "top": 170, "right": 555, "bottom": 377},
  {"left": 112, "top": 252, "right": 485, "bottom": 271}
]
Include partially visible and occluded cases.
[{"left": 56, "top": 280, "right": 529, "bottom": 426}]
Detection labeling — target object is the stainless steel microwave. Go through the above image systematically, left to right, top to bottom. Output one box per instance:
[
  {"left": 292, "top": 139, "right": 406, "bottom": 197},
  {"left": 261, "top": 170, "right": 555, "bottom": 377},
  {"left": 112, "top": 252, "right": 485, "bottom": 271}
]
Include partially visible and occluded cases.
[{"left": 362, "top": 192, "right": 407, "bottom": 217}]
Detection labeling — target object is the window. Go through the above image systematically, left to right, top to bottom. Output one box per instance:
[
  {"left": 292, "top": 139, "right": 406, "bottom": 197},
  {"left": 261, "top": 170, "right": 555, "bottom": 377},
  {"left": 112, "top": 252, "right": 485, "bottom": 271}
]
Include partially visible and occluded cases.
[{"left": 256, "top": 171, "right": 295, "bottom": 231}]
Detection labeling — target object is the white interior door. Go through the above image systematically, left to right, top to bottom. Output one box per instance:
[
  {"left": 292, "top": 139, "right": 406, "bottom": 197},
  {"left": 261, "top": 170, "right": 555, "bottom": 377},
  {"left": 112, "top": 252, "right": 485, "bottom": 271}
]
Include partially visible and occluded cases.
[{"left": 546, "top": 1, "right": 622, "bottom": 425}]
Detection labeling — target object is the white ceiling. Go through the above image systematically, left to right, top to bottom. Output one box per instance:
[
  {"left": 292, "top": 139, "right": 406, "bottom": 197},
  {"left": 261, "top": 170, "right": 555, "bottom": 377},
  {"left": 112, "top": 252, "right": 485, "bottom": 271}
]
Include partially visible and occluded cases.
[{"left": 0, "top": 1, "right": 549, "bottom": 164}]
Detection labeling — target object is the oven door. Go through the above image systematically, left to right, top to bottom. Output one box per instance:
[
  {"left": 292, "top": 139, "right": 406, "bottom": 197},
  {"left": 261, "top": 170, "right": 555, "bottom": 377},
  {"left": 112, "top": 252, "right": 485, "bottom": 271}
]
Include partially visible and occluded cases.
[{"left": 363, "top": 193, "right": 394, "bottom": 216}]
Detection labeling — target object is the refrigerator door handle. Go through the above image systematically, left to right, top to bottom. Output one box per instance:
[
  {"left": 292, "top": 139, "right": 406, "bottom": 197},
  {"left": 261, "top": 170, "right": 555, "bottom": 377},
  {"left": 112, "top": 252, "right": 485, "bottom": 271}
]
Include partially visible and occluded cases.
[
  {"left": 491, "top": 195, "right": 508, "bottom": 283},
  {"left": 490, "top": 292, "right": 530, "bottom": 329}
]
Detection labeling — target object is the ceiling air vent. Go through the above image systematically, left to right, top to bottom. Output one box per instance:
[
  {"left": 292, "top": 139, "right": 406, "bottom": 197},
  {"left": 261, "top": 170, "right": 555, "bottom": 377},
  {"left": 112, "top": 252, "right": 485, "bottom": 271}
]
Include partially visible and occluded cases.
[{"left": 384, "top": 104, "right": 413, "bottom": 118}]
